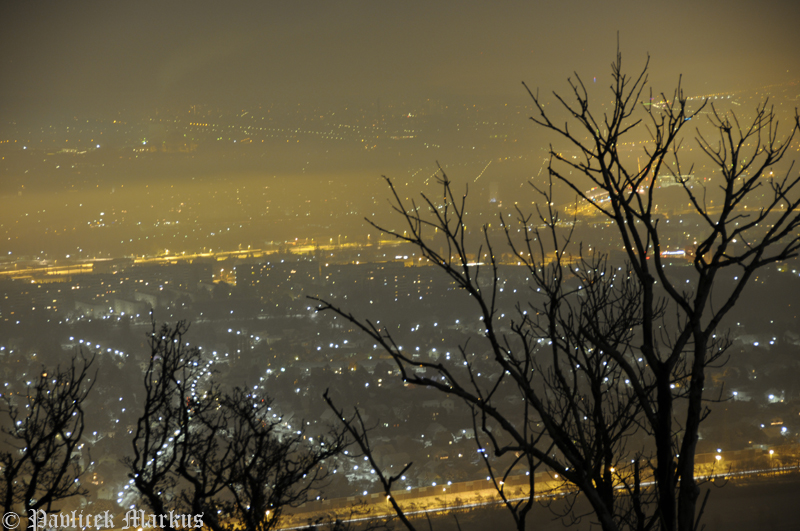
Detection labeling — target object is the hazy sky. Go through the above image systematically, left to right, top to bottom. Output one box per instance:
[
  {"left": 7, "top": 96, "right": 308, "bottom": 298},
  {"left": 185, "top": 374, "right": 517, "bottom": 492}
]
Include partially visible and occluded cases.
[{"left": 2, "top": 0, "right": 799, "bottom": 121}]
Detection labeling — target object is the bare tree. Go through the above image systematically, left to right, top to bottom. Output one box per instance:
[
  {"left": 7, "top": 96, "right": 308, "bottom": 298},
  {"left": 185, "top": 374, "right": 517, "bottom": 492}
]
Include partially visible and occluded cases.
[
  {"left": 525, "top": 51, "right": 800, "bottom": 530},
  {"left": 313, "top": 52, "right": 800, "bottom": 531},
  {"left": 124, "top": 319, "right": 204, "bottom": 530},
  {"left": 126, "top": 319, "right": 347, "bottom": 531},
  {"left": 0, "top": 354, "right": 95, "bottom": 515},
  {"left": 194, "top": 388, "right": 347, "bottom": 531}
]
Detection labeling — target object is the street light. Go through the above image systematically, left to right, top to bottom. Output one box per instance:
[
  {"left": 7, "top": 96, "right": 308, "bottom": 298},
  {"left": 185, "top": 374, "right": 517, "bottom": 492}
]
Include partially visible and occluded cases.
[{"left": 769, "top": 449, "right": 775, "bottom": 475}]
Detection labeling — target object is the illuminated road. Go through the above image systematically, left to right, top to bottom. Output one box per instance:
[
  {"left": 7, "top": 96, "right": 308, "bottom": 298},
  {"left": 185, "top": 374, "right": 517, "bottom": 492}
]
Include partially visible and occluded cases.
[
  {"left": 0, "top": 239, "right": 406, "bottom": 281},
  {"left": 0, "top": 262, "right": 93, "bottom": 279},
  {"left": 279, "top": 445, "right": 800, "bottom": 529}
]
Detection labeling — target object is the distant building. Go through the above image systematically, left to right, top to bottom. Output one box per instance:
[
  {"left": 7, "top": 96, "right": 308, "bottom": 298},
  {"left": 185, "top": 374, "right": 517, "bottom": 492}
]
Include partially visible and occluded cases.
[
  {"left": 656, "top": 174, "right": 695, "bottom": 188},
  {"left": 489, "top": 182, "right": 499, "bottom": 204},
  {"left": 113, "top": 297, "right": 148, "bottom": 316},
  {"left": 74, "top": 299, "right": 111, "bottom": 317}
]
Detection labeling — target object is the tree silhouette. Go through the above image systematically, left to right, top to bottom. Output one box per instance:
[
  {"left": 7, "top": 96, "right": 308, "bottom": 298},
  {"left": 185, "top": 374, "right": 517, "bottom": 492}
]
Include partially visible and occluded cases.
[
  {"left": 313, "top": 52, "right": 800, "bottom": 531},
  {"left": 126, "top": 319, "right": 347, "bottom": 531},
  {"left": 124, "top": 320, "right": 203, "bottom": 527},
  {"left": 0, "top": 354, "right": 95, "bottom": 515}
]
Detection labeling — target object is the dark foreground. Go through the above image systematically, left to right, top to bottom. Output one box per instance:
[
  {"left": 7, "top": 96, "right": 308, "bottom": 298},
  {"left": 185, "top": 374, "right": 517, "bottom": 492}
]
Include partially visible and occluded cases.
[{"left": 370, "top": 475, "right": 800, "bottom": 531}]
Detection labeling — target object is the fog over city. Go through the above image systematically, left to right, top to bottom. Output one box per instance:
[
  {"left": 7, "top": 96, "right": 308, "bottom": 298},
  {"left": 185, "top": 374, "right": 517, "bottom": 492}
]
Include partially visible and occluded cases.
[{"left": 2, "top": 2, "right": 800, "bottom": 530}]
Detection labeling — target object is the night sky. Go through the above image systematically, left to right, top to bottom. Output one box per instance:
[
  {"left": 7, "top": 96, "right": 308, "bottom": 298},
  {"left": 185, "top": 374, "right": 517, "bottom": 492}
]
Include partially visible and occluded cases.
[{"left": 2, "top": 0, "right": 799, "bottom": 123}]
